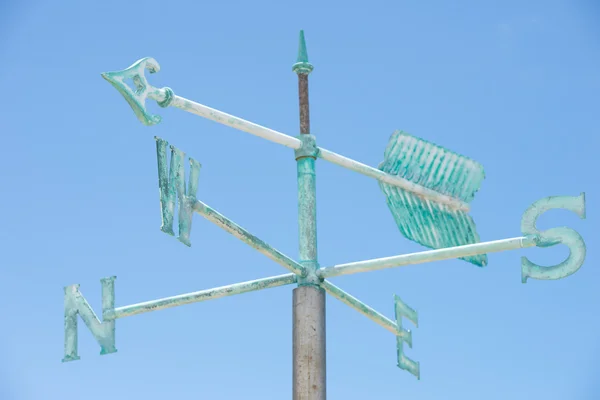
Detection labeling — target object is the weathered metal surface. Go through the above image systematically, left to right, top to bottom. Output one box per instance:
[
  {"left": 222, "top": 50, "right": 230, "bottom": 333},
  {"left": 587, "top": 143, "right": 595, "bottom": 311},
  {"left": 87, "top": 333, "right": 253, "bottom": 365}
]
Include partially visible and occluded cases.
[
  {"left": 292, "top": 30, "right": 314, "bottom": 76},
  {"left": 295, "top": 30, "right": 313, "bottom": 135},
  {"left": 91, "top": 32, "right": 589, "bottom": 384},
  {"left": 293, "top": 32, "right": 327, "bottom": 400},
  {"left": 101, "top": 57, "right": 173, "bottom": 126},
  {"left": 102, "top": 58, "right": 473, "bottom": 209},
  {"left": 298, "top": 74, "right": 311, "bottom": 135},
  {"left": 171, "top": 95, "right": 304, "bottom": 149},
  {"left": 378, "top": 130, "right": 487, "bottom": 266},
  {"left": 295, "top": 134, "right": 319, "bottom": 160},
  {"left": 156, "top": 136, "right": 201, "bottom": 247},
  {"left": 154, "top": 137, "right": 307, "bottom": 277},
  {"left": 318, "top": 149, "right": 469, "bottom": 211},
  {"left": 296, "top": 156, "right": 319, "bottom": 286},
  {"left": 521, "top": 193, "right": 587, "bottom": 282},
  {"left": 192, "top": 199, "right": 307, "bottom": 277},
  {"left": 318, "top": 236, "right": 537, "bottom": 279},
  {"left": 108, "top": 273, "right": 297, "bottom": 319},
  {"left": 62, "top": 274, "right": 296, "bottom": 360},
  {"left": 62, "top": 277, "right": 117, "bottom": 362},
  {"left": 320, "top": 280, "right": 399, "bottom": 335},
  {"left": 319, "top": 282, "right": 421, "bottom": 380},
  {"left": 293, "top": 286, "right": 326, "bottom": 400},
  {"left": 394, "top": 295, "right": 420, "bottom": 379}
]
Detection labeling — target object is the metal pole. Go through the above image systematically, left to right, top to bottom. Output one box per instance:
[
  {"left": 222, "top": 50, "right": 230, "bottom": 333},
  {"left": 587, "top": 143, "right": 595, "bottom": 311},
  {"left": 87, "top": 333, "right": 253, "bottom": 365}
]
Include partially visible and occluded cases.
[{"left": 292, "top": 30, "right": 326, "bottom": 400}]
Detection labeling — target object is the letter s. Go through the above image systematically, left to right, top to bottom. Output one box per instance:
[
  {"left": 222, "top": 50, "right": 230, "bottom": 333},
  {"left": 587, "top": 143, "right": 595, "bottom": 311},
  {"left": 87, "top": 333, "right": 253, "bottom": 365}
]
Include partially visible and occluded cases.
[{"left": 520, "top": 194, "right": 586, "bottom": 283}]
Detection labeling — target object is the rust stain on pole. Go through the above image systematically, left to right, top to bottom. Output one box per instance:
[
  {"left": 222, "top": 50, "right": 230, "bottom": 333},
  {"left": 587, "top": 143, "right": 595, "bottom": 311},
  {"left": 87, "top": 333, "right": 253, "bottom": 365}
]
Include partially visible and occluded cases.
[{"left": 298, "top": 74, "right": 310, "bottom": 135}]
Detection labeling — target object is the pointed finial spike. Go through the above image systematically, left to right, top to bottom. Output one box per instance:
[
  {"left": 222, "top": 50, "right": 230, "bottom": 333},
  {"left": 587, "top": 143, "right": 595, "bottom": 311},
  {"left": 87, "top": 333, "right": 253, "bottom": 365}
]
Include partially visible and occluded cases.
[
  {"left": 293, "top": 30, "right": 314, "bottom": 75},
  {"left": 297, "top": 30, "right": 309, "bottom": 63}
]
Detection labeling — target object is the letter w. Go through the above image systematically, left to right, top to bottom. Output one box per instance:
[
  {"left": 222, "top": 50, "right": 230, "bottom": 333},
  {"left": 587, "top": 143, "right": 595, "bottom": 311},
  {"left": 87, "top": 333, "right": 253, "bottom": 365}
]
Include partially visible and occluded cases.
[{"left": 155, "top": 136, "right": 201, "bottom": 247}]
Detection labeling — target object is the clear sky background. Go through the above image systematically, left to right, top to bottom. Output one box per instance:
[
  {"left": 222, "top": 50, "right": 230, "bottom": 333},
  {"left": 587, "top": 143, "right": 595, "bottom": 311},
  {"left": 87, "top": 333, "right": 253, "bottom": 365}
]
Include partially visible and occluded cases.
[{"left": 1, "top": 1, "right": 598, "bottom": 399}]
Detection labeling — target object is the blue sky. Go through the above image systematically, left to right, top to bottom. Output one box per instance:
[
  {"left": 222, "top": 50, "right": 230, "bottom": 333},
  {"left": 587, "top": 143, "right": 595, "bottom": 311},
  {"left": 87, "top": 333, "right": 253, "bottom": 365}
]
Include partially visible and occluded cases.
[{"left": 1, "top": 0, "right": 598, "bottom": 399}]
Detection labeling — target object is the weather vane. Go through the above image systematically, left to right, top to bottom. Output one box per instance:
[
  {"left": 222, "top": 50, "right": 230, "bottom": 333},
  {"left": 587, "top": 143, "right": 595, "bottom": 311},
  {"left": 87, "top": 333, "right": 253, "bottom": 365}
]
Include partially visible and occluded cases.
[{"left": 62, "top": 31, "right": 586, "bottom": 399}]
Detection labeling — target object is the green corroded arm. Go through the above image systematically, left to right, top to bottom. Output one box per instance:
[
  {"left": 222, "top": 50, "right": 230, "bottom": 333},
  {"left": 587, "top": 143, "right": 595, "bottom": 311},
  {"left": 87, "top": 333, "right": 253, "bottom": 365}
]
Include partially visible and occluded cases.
[
  {"left": 102, "top": 57, "right": 174, "bottom": 126},
  {"left": 155, "top": 137, "right": 307, "bottom": 277},
  {"left": 521, "top": 193, "right": 586, "bottom": 282},
  {"left": 316, "top": 194, "right": 587, "bottom": 282},
  {"left": 193, "top": 200, "right": 307, "bottom": 277},
  {"left": 317, "top": 236, "right": 537, "bottom": 279},
  {"left": 106, "top": 273, "right": 297, "bottom": 319},
  {"left": 63, "top": 274, "right": 296, "bottom": 360},
  {"left": 320, "top": 280, "right": 420, "bottom": 379},
  {"left": 321, "top": 280, "right": 399, "bottom": 335},
  {"left": 394, "top": 295, "right": 420, "bottom": 380}
]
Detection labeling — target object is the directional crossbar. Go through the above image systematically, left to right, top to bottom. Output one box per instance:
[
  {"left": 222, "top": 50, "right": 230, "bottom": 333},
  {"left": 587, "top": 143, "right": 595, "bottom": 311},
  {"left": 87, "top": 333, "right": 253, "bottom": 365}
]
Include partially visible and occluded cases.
[
  {"left": 318, "top": 194, "right": 587, "bottom": 281},
  {"left": 193, "top": 199, "right": 307, "bottom": 277},
  {"left": 318, "top": 236, "right": 538, "bottom": 278},
  {"left": 63, "top": 272, "right": 422, "bottom": 375},
  {"left": 62, "top": 273, "right": 298, "bottom": 362},
  {"left": 107, "top": 273, "right": 297, "bottom": 319},
  {"left": 322, "top": 280, "right": 420, "bottom": 379}
]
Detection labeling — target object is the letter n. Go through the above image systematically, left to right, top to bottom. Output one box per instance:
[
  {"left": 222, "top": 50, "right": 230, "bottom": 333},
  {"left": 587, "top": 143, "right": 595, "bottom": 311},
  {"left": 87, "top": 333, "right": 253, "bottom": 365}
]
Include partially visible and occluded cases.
[
  {"left": 155, "top": 136, "right": 201, "bottom": 247},
  {"left": 62, "top": 277, "right": 117, "bottom": 362}
]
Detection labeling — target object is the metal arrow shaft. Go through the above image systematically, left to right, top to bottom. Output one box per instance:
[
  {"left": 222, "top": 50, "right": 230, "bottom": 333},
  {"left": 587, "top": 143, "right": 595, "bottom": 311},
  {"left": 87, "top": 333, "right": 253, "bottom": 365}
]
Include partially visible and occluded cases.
[
  {"left": 149, "top": 90, "right": 468, "bottom": 212},
  {"left": 171, "top": 95, "right": 303, "bottom": 149}
]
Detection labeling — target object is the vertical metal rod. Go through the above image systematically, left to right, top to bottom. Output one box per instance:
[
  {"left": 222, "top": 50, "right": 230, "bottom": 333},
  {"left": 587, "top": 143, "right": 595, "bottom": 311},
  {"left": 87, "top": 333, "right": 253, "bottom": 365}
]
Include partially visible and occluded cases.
[
  {"left": 292, "top": 30, "right": 326, "bottom": 400},
  {"left": 298, "top": 76, "right": 310, "bottom": 135}
]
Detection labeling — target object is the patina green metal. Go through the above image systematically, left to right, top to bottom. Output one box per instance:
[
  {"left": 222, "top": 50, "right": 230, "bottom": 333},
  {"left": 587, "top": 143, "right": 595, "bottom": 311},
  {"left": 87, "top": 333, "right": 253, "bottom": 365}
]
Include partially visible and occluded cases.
[
  {"left": 292, "top": 30, "right": 314, "bottom": 75},
  {"left": 81, "top": 31, "right": 590, "bottom": 388},
  {"left": 293, "top": 34, "right": 327, "bottom": 399},
  {"left": 99, "top": 57, "right": 473, "bottom": 212},
  {"left": 101, "top": 58, "right": 174, "bottom": 126},
  {"left": 378, "top": 130, "right": 487, "bottom": 266},
  {"left": 295, "top": 134, "right": 319, "bottom": 159},
  {"left": 295, "top": 135, "right": 320, "bottom": 287},
  {"left": 156, "top": 136, "right": 201, "bottom": 247},
  {"left": 154, "top": 137, "right": 307, "bottom": 277},
  {"left": 295, "top": 155, "right": 320, "bottom": 286},
  {"left": 521, "top": 193, "right": 586, "bottom": 282},
  {"left": 192, "top": 199, "right": 307, "bottom": 277},
  {"left": 318, "top": 236, "right": 538, "bottom": 279},
  {"left": 62, "top": 273, "right": 296, "bottom": 360},
  {"left": 108, "top": 273, "right": 297, "bottom": 319},
  {"left": 62, "top": 277, "right": 116, "bottom": 362},
  {"left": 321, "top": 280, "right": 400, "bottom": 335},
  {"left": 319, "top": 281, "right": 420, "bottom": 379},
  {"left": 394, "top": 295, "right": 420, "bottom": 379}
]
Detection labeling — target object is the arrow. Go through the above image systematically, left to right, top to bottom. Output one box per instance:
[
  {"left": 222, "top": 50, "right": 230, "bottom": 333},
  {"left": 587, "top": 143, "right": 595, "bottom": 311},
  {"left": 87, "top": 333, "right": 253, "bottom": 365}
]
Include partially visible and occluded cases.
[{"left": 102, "top": 58, "right": 469, "bottom": 213}]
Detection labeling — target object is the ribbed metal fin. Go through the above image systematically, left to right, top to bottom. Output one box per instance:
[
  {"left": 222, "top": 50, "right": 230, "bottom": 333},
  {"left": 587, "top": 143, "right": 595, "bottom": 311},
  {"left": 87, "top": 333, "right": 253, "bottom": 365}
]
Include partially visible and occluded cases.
[{"left": 379, "top": 131, "right": 487, "bottom": 266}]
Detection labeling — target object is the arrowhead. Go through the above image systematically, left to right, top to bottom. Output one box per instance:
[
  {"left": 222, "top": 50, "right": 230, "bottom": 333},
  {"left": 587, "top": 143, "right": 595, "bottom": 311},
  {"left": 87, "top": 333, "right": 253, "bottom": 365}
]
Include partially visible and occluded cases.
[{"left": 100, "top": 58, "right": 163, "bottom": 126}]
